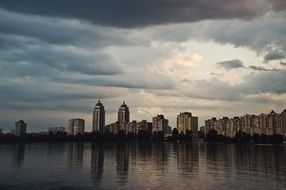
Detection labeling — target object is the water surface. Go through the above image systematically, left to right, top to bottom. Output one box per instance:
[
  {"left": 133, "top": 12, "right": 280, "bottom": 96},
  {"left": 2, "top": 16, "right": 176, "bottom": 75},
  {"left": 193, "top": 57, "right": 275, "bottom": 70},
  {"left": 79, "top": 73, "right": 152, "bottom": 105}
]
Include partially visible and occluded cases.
[{"left": 0, "top": 142, "right": 285, "bottom": 190}]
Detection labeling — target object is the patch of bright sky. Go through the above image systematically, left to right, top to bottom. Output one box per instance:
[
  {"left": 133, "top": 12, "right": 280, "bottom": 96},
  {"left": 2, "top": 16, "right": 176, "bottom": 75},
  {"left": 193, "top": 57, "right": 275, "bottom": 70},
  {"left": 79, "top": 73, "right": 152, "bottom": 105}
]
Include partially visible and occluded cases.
[{"left": 179, "top": 40, "right": 263, "bottom": 83}]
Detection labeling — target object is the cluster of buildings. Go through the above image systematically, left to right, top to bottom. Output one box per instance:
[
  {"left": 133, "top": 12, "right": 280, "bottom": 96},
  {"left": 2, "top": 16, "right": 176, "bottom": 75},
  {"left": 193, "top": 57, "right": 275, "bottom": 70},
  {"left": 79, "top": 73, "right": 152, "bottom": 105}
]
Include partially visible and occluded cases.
[
  {"left": 8, "top": 100, "right": 199, "bottom": 137},
  {"left": 92, "top": 100, "right": 198, "bottom": 136},
  {"left": 92, "top": 100, "right": 173, "bottom": 135},
  {"left": 202, "top": 109, "right": 286, "bottom": 138},
  {"left": 14, "top": 120, "right": 27, "bottom": 136},
  {"left": 48, "top": 127, "right": 65, "bottom": 134}
]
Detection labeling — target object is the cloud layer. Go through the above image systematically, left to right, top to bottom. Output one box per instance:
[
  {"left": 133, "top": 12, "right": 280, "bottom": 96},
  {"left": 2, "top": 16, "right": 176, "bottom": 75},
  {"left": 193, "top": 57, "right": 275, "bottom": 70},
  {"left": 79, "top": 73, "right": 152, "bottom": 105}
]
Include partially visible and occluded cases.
[
  {"left": 0, "top": 0, "right": 285, "bottom": 27},
  {"left": 0, "top": 1, "right": 286, "bottom": 131},
  {"left": 216, "top": 59, "right": 244, "bottom": 70}
]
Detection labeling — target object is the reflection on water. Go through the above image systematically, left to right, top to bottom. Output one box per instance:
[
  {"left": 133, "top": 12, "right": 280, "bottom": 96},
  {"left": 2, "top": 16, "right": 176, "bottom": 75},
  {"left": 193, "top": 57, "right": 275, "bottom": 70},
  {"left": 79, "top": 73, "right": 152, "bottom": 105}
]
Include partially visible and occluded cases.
[
  {"left": 0, "top": 143, "right": 285, "bottom": 190},
  {"left": 12, "top": 143, "right": 25, "bottom": 168},
  {"left": 66, "top": 143, "right": 84, "bottom": 168},
  {"left": 90, "top": 143, "right": 104, "bottom": 185},
  {"left": 116, "top": 143, "right": 129, "bottom": 186},
  {"left": 174, "top": 143, "right": 199, "bottom": 174}
]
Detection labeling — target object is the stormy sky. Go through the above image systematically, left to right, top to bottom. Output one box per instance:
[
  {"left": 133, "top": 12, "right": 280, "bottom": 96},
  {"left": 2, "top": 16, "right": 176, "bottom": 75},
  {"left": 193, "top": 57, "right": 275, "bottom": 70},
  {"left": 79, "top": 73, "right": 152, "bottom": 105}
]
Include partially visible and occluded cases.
[{"left": 0, "top": 0, "right": 286, "bottom": 132}]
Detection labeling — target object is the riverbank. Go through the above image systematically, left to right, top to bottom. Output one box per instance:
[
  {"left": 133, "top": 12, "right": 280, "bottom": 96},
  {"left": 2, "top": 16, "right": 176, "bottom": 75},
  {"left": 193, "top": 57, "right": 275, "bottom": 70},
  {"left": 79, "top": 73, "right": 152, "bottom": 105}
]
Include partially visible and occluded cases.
[{"left": 0, "top": 131, "right": 285, "bottom": 144}]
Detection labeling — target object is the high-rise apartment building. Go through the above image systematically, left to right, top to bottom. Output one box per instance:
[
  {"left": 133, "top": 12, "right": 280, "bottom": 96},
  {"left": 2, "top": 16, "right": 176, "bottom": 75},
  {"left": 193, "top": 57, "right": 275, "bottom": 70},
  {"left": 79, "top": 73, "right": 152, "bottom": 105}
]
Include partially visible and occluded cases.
[
  {"left": 92, "top": 100, "right": 105, "bottom": 133},
  {"left": 118, "top": 101, "right": 130, "bottom": 131},
  {"left": 278, "top": 109, "right": 286, "bottom": 137},
  {"left": 177, "top": 112, "right": 198, "bottom": 134},
  {"left": 152, "top": 114, "right": 169, "bottom": 133},
  {"left": 205, "top": 117, "right": 217, "bottom": 134},
  {"left": 67, "top": 119, "right": 85, "bottom": 135},
  {"left": 67, "top": 119, "right": 75, "bottom": 135},
  {"left": 74, "top": 119, "right": 85, "bottom": 135},
  {"left": 15, "top": 120, "right": 27, "bottom": 136}
]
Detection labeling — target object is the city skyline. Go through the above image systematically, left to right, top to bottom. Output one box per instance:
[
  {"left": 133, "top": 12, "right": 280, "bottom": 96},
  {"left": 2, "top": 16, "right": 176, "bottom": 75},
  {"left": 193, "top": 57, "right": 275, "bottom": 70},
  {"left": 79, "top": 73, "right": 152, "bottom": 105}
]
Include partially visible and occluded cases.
[
  {"left": 1, "top": 1, "right": 286, "bottom": 132},
  {"left": 2, "top": 99, "right": 285, "bottom": 135},
  {"left": 1, "top": 100, "right": 286, "bottom": 133}
]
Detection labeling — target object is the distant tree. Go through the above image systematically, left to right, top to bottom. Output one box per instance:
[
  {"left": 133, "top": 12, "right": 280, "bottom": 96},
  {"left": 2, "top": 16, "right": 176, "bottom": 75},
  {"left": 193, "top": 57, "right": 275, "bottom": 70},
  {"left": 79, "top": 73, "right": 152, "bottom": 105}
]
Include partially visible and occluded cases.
[
  {"left": 171, "top": 128, "right": 178, "bottom": 142},
  {"left": 172, "top": 128, "right": 178, "bottom": 136},
  {"left": 206, "top": 129, "right": 218, "bottom": 142},
  {"left": 137, "top": 130, "right": 151, "bottom": 141},
  {"left": 184, "top": 130, "right": 192, "bottom": 141},
  {"left": 152, "top": 131, "right": 164, "bottom": 141},
  {"left": 198, "top": 131, "right": 205, "bottom": 139},
  {"left": 270, "top": 134, "right": 283, "bottom": 144}
]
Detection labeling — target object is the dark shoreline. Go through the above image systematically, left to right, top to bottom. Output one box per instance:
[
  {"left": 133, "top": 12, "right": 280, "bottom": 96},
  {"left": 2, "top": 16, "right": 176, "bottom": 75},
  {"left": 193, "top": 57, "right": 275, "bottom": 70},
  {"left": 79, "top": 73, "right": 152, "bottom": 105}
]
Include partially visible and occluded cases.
[{"left": 0, "top": 131, "right": 285, "bottom": 145}]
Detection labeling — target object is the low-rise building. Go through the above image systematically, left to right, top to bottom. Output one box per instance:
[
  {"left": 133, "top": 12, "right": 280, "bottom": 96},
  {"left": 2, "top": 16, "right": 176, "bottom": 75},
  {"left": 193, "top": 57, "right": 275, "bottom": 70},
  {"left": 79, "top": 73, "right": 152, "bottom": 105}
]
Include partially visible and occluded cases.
[
  {"left": 126, "top": 120, "right": 137, "bottom": 134},
  {"left": 137, "top": 120, "right": 152, "bottom": 134},
  {"left": 105, "top": 122, "right": 120, "bottom": 134},
  {"left": 48, "top": 127, "right": 65, "bottom": 134},
  {"left": 9, "top": 129, "right": 15, "bottom": 135}
]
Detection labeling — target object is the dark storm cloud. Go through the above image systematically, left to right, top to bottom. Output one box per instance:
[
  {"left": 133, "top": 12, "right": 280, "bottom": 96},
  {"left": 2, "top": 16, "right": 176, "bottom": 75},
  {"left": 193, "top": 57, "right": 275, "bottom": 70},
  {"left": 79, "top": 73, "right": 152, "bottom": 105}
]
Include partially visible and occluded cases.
[
  {"left": 0, "top": 0, "right": 282, "bottom": 28},
  {"left": 269, "top": 0, "right": 286, "bottom": 11},
  {"left": 0, "top": 8, "right": 131, "bottom": 46},
  {"left": 151, "top": 11, "right": 286, "bottom": 58},
  {"left": 204, "top": 15, "right": 286, "bottom": 54},
  {"left": 0, "top": 33, "right": 174, "bottom": 93},
  {"left": 0, "top": 35, "right": 122, "bottom": 76},
  {"left": 264, "top": 50, "right": 285, "bottom": 62},
  {"left": 216, "top": 59, "right": 244, "bottom": 70},
  {"left": 280, "top": 62, "right": 286, "bottom": 66},
  {"left": 248, "top": 65, "right": 278, "bottom": 71},
  {"left": 166, "top": 69, "right": 286, "bottom": 101},
  {"left": 195, "top": 69, "right": 286, "bottom": 100},
  {"left": 241, "top": 69, "right": 286, "bottom": 94},
  {"left": 54, "top": 73, "right": 175, "bottom": 90},
  {"left": 157, "top": 78, "right": 242, "bottom": 101},
  {"left": 186, "top": 79, "right": 241, "bottom": 101},
  {"left": 0, "top": 81, "right": 118, "bottom": 113},
  {"left": 0, "top": 81, "right": 116, "bottom": 103},
  {"left": 245, "top": 95, "right": 285, "bottom": 105}
]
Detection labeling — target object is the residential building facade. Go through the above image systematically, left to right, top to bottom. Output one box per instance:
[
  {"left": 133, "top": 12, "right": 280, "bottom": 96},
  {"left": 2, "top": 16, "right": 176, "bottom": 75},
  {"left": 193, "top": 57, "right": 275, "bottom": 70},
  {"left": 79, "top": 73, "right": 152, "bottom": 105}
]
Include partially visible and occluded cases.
[
  {"left": 92, "top": 100, "right": 105, "bottom": 133},
  {"left": 118, "top": 101, "right": 130, "bottom": 131},
  {"left": 204, "top": 109, "right": 286, "bottom": 137},
  {"left": 177, "top": 112, "right": 198, "bottom": 134},
  {"left": 152, "top": 114, "right": 169, "bottom": 133},
  {"left": 67, "top": 118, "right": 85, "bottom": 135},
  {"left": 15, "top": 120, "right": 27, "bottom": 136},
  {"left": 48, "top": 127, "right": 65, "bottom": 134}
]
